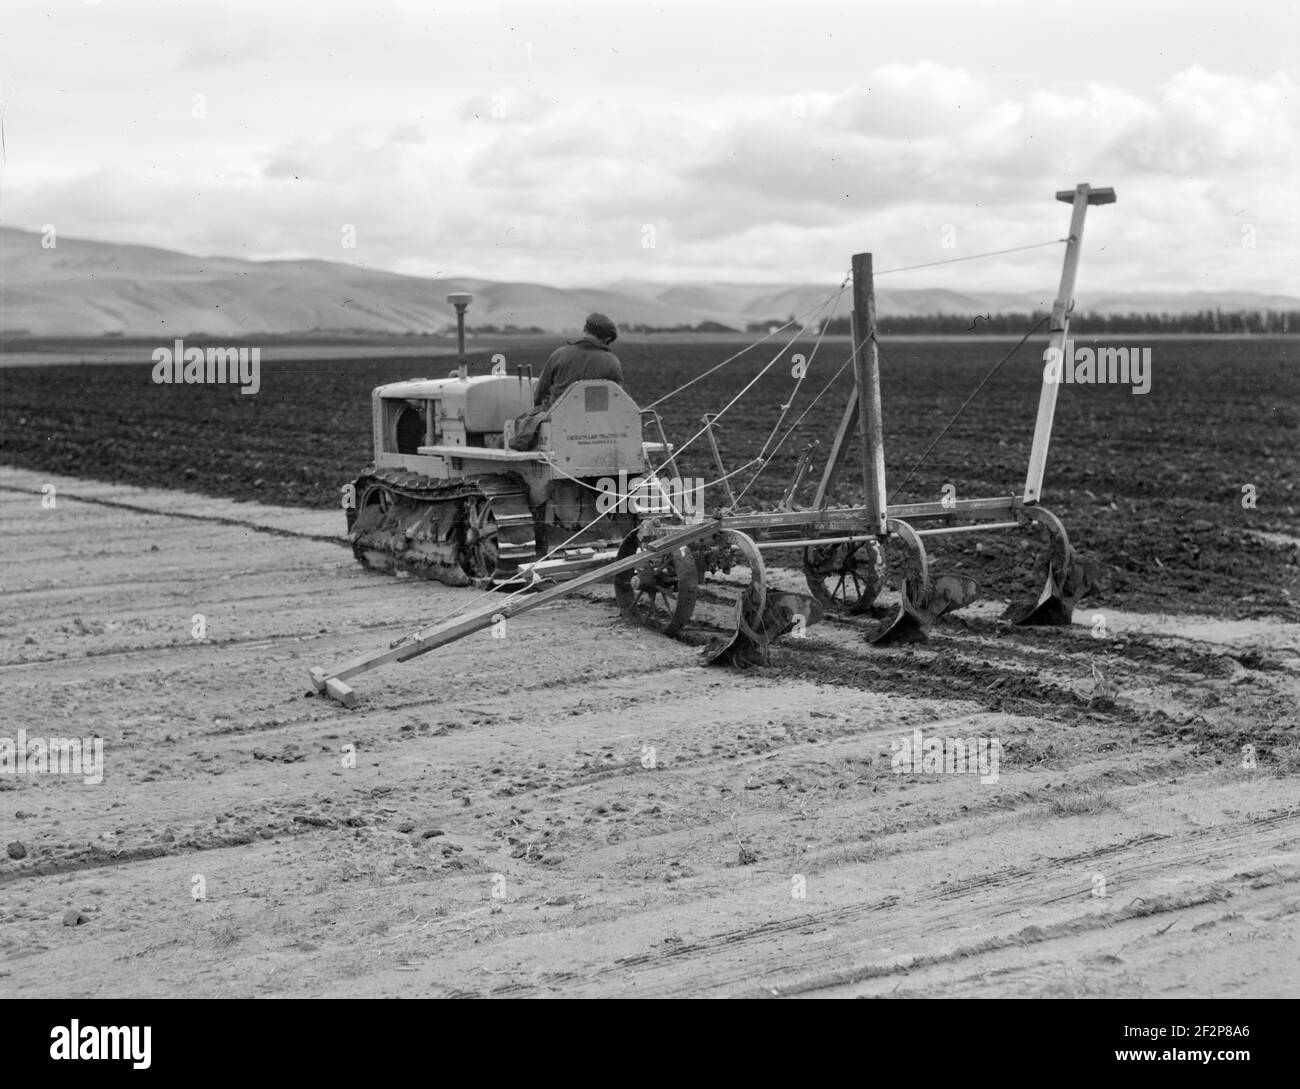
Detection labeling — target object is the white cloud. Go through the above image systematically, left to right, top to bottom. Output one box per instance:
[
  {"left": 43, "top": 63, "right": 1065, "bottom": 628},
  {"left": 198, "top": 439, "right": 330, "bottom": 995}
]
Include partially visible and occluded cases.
[
  {"left": 0, "top": 0, "right": 1295, "bottom": 295},
  {"left": 831, "top": 63, "right": 989, "bottom": 137},
  {"left": 1120, "top": 67, "right": 1298, "bottom": 174},
  {"left": 460, "top": 85, "right": 553, "bottom": 124}
]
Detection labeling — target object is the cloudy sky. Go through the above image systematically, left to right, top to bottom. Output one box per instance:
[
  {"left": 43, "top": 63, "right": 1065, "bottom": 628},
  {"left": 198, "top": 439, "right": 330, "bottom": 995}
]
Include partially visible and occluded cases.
[{"left": 2, "top": 0, "right": 1296, "bottom": 294}]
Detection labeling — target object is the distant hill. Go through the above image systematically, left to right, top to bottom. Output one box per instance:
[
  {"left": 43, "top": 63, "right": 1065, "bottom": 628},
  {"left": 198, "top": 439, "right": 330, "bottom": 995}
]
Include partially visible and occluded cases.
[{"left": 2, "top": 226, "right": 1296, "bottom": 337}]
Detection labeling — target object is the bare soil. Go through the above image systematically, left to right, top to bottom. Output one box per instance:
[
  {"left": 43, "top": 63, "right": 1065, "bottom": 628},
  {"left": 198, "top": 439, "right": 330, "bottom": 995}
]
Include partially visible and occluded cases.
[{"left": 1, "top": 467, "right": 1297, "bottom": 998}]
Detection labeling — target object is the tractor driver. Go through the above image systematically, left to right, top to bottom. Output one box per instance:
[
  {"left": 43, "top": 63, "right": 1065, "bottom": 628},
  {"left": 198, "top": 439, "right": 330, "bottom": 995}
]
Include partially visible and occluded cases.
[{"left": 533, "top": 312, "right": 624, "bottom": 409}]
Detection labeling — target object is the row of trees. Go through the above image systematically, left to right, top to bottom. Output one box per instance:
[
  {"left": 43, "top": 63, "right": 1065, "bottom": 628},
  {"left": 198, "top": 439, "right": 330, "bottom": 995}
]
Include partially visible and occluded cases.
[{"left": 743, "top": 309, "right": 1299, "bottom": 336}]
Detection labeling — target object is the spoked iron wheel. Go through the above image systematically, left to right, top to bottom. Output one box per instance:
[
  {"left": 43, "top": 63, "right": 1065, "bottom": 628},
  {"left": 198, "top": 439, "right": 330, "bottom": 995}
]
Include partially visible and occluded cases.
[
  {"left": 460, "top": 495, "right": 501, "bottom": 583},
  {"left": 613, "top": 532, "right": 699, "bottom": 636},
  {"left": 803, "top": 537, "right": 886, "bottom": 615}
]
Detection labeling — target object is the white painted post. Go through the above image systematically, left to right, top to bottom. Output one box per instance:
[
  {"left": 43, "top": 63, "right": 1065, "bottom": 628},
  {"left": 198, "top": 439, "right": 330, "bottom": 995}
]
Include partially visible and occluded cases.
[{"left": 1023, "top": 184, "right": 1116, "bottom": 503}]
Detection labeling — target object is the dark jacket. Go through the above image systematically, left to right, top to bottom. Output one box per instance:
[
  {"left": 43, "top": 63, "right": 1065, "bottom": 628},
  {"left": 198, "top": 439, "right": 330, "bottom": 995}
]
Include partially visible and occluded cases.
[{"left": 533, "top": 338, "right": 623, "bottom": 408}]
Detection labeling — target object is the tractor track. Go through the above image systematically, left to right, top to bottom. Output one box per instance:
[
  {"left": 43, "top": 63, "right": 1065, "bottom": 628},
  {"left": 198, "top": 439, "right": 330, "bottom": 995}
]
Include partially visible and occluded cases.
[
  {"left": 0, "top": 482, "right": 350, "bottom": 547},
  {"left": 1, "top": 576, "right": 391, "bottom": 609},
  {"left": 0, "top": 631, "right": 341, "bottom": 671},
  {"left": 0, "top": 677, "right": 1160, "bottom": 892},
  {"left": 0, "top": 703, "right": 1219, "bottom": 895},
  {"left": 471, "top": 821, "right": 1300, "bottom": 999},
  {"left": 0, "top": 822, "right": 337, "bottom": 887},
  {"left": 752, "top": 878, "right": 1294, "bottom": 999}
]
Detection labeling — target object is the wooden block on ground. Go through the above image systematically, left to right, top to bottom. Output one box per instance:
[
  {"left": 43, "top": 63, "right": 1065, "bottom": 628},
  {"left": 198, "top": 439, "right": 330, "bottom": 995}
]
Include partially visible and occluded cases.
[{"left": 325, "top": 677, "right": 357, "bottom": 708}]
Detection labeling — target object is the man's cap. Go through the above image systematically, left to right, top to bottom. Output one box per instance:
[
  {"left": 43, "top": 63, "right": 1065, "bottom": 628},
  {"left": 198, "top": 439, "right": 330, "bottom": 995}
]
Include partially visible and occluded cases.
[{"left": 584, "top": 312, "right": 618, "bottom": 342}]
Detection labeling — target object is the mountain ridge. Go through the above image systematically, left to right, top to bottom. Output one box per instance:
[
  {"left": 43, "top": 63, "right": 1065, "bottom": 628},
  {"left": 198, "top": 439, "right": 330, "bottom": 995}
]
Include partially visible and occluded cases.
[{"left": 3, "top": 226, "right": 1296, "bottom": 337}]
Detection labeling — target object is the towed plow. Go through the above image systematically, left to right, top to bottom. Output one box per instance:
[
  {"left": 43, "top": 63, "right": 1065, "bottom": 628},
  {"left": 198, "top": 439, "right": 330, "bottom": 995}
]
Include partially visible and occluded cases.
[{"left": 311, "top": 183, "right": 1115, "bottom": 707}]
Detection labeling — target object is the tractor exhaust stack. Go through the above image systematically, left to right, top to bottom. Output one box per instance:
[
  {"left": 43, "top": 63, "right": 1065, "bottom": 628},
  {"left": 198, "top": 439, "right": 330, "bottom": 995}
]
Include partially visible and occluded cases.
[{"left": 447, "top": 292, "right": 472, "bottom": 379}]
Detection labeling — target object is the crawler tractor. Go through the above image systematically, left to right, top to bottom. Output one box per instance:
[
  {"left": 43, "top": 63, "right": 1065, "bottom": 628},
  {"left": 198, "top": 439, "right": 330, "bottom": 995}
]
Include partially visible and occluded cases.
[{"left": 345, "top": 295, "right": 672, "bottom": 588}]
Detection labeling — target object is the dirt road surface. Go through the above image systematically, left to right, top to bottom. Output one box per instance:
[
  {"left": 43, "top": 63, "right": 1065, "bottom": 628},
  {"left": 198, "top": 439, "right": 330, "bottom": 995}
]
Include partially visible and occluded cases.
[{"left": 2, "top": 467, "right": 1297, "bottom": 998}]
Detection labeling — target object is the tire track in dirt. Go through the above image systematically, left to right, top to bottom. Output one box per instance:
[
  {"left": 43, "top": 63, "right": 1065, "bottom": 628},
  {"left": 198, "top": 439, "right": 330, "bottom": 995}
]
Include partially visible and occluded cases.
[
  {"left": 0, "top": 482, "right": 349, "bottom": 547},
  {"left": 482, "top": 810, "right": 1300, "bottom": 998},
  {"left": 763, "top": 873, "right": 1300, "bottom": 999}
]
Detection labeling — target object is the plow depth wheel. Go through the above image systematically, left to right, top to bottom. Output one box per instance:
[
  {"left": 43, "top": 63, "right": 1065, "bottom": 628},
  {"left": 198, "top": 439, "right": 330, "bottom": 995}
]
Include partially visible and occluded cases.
[
  {"left": 613, "top": 535, "right": 699, "bottom": 636},
  {"left": 803, "top": 538, "right": 886, "bottom": 615}
]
